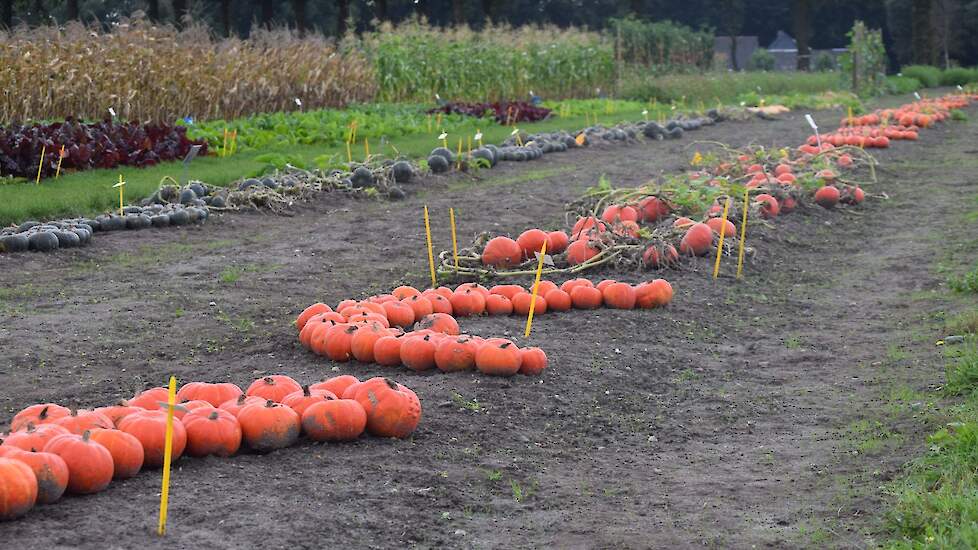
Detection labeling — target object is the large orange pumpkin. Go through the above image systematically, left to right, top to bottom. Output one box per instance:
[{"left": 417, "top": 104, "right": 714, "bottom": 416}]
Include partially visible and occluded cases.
[
  {"left": 814, "top": 185, "right": 840, "bottom": 209},
  {"left": 637, "top": 196, "right": 670, "bottom": 222},
  {"left": 705, "top": 217, "right": 736, "bottom": 238},
  {"left": 679, "top": 223, "right": 713, "bottom": 256},
  {"left": 516, "top": 229, "right": 549, "bottom": 259},
  {"left": 546, "top": 231, "right": 570, "bottom": 254},
  {"left": 482, "top": 236, "right": 523, "bottom": 268},
  {"left": 566, "top": 239, "right": 600, "bottom": 265},
  {"left": 642, "top": 244, "right": 679, "bottom": 269},
  {"left": 602, "top": 282, "right": 636, "bottom": 309},
  {"left": 490, "top": 285, "right": 525, "bottom": 300},
  {"left": 570, "top": 285, "right": 603, "bottom": 309},
  {"left": 450, "top": 289, "right": 486, "bottom": 317},
  {"left": 544, "top": 289, "right": 572, "bottom": 311},
  {"left": 511, "top": 292, "right": 547, "bottom": 315},
  {"left": 426, "top": 293, "right": 454, "bottom": 315},
  {"left": 485, "top": 294, "right": 514, "bottom": 316},
  {"left": 402, "top": 295, "right": 434, "bottom": 322},
  {"left": 382, "top": 300, "right": 416, "bottom": 328},
  {"left": 296, "top": 303, "right": 331, "bottom": 331},
  {"left": 414, "top": 313, "right": 460, "bottom": 335},
  {"left": 350, "top": 322, "right": 389, "bottom": 363},
  {"left": 323, "top": 323, "right": 357, "bottom": 362},
  {"left": 373, "top": 334, "right": 405, "bottom": 366},
  {"left": 400, "top": 334, "right": 437, "bottom": 371},
  {"left": 434, "top": 337, "right": 478, "bottom": 372},
  {"left": 475, "top": 338, "right": 522, "bottom": 376},
  {"left": 518, "top": 347, "right": 548, "bottom": 375},
  {"left": 246, "top": 375, "right": 303, "bottom": 403},
  {"left": 309, "top": 375, "right": 360, "bottom": 398},
  {"left": 352, "top": 378, "right": 422, "bottom": 438},
  {"left": 176, "top": 382, "right": 243, "bottom": 407},
  {"left": 281, "top": 386, "right": 335, "bottom": 417},
  {"left": 127, "top": 387, "right": 171, "bottom": 410},
  {"left": 218, "top": 395, "right": 266, "bottom": 418},
  {"left": 301, "top": 399, "right": 367, "bottom": 442},
  {"left": 93, "top": 401, "right": 142, "bottom": 427},
  {"left": 237, "top": 401, "right": 300, "bottom": 452},
  {"left": 10, "top": 404, "right": 71, "bottom": 432},
  {"left": 181, "top": 408, "right": 242, "bottom": 458},
  {"left": 53, "top": 410, "right": 114, "bottom": 435},
  {"left": 118, "top": 410, "right": 187, "bottom": 468},
  {"left": 2, "top": 424, "right": 70, "bottom": 452},
  {"left": 87, "top": 428, "right": 144, "bottom": 479},
  {"left": 43, "top": 431, "right": 113, "bottom": 494},
  {"left": 6, "top": 449, "right": 67, "bottom": 505},
  {"left": 0, "top": 457, "right": 37, "bottom": 520}
]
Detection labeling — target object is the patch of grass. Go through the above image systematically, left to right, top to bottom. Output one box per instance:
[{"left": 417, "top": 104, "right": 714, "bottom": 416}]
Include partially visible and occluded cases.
[
  {"left": 444, "top": 165, "right": 576, "bottom": 192},
  {"left": 949, "top": 262, "right": 978, "bottom": 294},
  {"left": 219, "top": 267, "right": 243, "bottom": 284},
  {"left": 215, "top": 309, "right": 255, "bottom": 333},
  {"left": 947, "top": 310, "right": 978, "bottom": 336},
  {"left": 785, "top": 335, "right": 802, "bottom": 349},
  {"left": 944, "top": 341, "right": 978, "bottom": 397},
  {"left": 887, "top": 344, "right": 909, "bottom": 363},
  {"left": 672, "top": 368, "right": 699, "bottom": 384},
  {"left": 451, "top": 391, "right": 485, "bottom": 413},
  {"left": 510, "top": 479, "right": 537, "bottom": 503}
]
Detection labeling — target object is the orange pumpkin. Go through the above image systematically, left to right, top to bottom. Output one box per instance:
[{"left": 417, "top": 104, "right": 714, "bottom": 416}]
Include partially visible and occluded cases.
[
  {"left": 814, "top": 185, "right": 840, "bottom": 209},
  {"left": 754, "top": 194, "right": 780, "bottom": 218},
  {"left": 637, "top": 196, "right": 670, "bottom": 222},
  {"left": 571, "top": 216, "right": 606, "bottom": 240},
  {"left": 705, "top": 217, "right": 736, "bottom": 238},
  {"left": 679, "top": 223, "right": 713, "bottom": 256},
  {"left": 516, "top": 229, "right": 549, "bottom": 259},
  {"left": 546, "top": 231, "right": 570, "bottom": 254},
  {"left": 482, "top": 236, "right": 523, "bottom": 268},
  {"left": 566, "top": 239, "right": 600, "bottom": 265},
  {"left": 642, "top": 244, "right": 679, "bottom": 269},
  {"left": 560, "top": 278, "right": 593, "bottom": 294},
  {"left": 596, "top": 279, "right": 616, "bottom": 292},
  {"left": 636, "top": 279, "right": 674, "bottom": 308},
  {"left": 602, "top": 282, "right": 636, "bottom": 309},
  {"left": 392, "top": 285, "right": 421, "bottom": 300},
  {"left": 489, "top": 285, "right": 526, "bottom": 300},
  {"left": 570, "top": 285, "right": 603, "bottom": 309},
  {"left": 450, "top": 289, "right": 486, "bottom": 317},
  {"left": 544, "top": 289, "right": 572, "bottom": 311},
  {"left": 511, "top": 292, "right": 547, "bottom": 315},
  {"left": 427, "top": 293, "right": 454, "bottom": 315},
  {"left": 485, "top": 294, "right": 514, "bottom": 316},
  {"left": 402, "top": 295, "right": 434, "bottom": 322},
  {"left": 382, "top": 300, "right": 416, "bottom": 328},
  {"left": 296, "top": 303, "right": 331, "bottom": 331},
  {"left": 300, "top": 313, "right": 344, "bottom": 349},
  {"left": 414, "top": 313, "right": 460, "bottom": 335},
  {"left": 350, "top": 322, "right": 389, "bottom": 363},
  {"left": 325, "top": 324, "right": 359, "bottom": 362},
  {"left": 373, "top": 334, "right": 405, "bottom": 366},
  {"left": 400, "top": 334, "right": 437, "bottom": 371},
  {"left": 434, "top": 337, "right": 478, "bottom": 372},
  {"left": 475, "top": 339, "right": 522, "bottom": 376},
  {"left": 518, "top": 347, "right": 548, "bottom": 376},
  {"left": 246, "top": 375, "right": 302, "bottom": 403},
  {"left": 309, "top": 375, "right": 360, "bottom": 398},
  {"left": 352, "top": 378, "right": 422, "bottom": 438},
  {"left": 341, "top": 381, "right": 365, "bottom": 400},
  {"left": 177, "top": 382, "right": 243, "bottom": 407},
  {"left": 281, "top": 386, "right": 336, "bottom": 417},
  {"left": 127, "top": 387, "right": 170, "bottom": 410},
  {"left": 218, "top": 395, "right": 266, "bottom": 418},
  {"left": 161, "top": 399, "right": 211, "bottom": 420},
  {"left": 301, "top": 399, "right": 367, "bottom": 442},
  {"left": 237, "top": 400, "right": 301, "bottom": 452},
  {"left": 94, "top": 401, "right": 142, "bottom": 427},
  {"left": 10, "top": 404, "right": 71, "bottom": 432},
  {"left": 181, "top": 408, "right": 242, "bottom": 458},
  {"left": 53, "top": 410, "right": 114, "bottom": 435},
  {"left": 118, "top": 410, "right": 187, "bottom": 468},
  {"left": 2, "top": 424, "right": 70, "bottom": 452},
  {"left": 87, "top": 428, "right": 144, "bottom": 479},
  {"left": 43, "top": 431, "right": 113, "bottom": 494},
  {"left": 7, "top": 449, "right": 67, "bottom": 504},
  {"left": 0, "top": 457, "right": 36, "bottom": 520}
]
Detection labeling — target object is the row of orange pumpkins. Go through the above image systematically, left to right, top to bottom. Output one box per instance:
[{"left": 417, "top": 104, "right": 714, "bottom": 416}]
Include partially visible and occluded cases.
[
  {"left": 296, "top": 278, "right": 673, "bottom": 375},
  {"left": 0, "top": 374, "right": 419, "bottom": 521}
]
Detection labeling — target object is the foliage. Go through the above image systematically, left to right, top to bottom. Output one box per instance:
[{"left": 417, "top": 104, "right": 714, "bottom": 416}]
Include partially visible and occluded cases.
[
  {"left": 609, "top": 17, "right": 714, "bottom": 72},
  {"left": 359, "top": 18, "right": 616, "bottom": 103},
  {"left": 0, "top": 19, "right": 375, "bottom": 125},
  {"left": 839, "top": 21, "right": 887, "bottom": 97},
  {"left": 747, "top": 49, "right": 776, "bottom": 72},
  {"left": 813, "top": 52, "right": 839, "bottom": 72},
  {"left": 900, "top": 65, "right": 943, "bottom": 88},
  {"left": 940, "top": 67, "right": 978, "bottom": 87},
  {"left": 618, "top": 71, "right": 840, "bottom": 104},
  {"left": 885, "top": 76, "right": 923, "bottom": 95},
  {"left": 736, "top": 90, "right": 862, "bottom": 111},
  {"left": 428, "top": 101, "right": 551, "bottom": 124},
  {"left": 0, "top": 119, "right": 207, "bottom": 179},
  {"left": 950, "top": 263, "right": 978, "bottom": 294}
]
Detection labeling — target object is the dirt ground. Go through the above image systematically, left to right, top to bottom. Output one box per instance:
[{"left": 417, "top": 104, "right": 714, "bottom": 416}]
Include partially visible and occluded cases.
[{"left": 1, "top": 98, "right": 976, "bottom": 549}]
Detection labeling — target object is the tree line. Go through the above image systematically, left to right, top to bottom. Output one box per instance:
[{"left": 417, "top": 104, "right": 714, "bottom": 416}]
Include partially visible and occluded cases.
[{"left": 2, "top": 0, "right": 975, "bottom": 69}]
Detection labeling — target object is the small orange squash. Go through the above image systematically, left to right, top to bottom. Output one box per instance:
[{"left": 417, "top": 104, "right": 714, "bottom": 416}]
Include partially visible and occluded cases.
[
  {"left": 482, "top": 236, "right": 523, "bottom": 268},
  {"left": 475, "top": 339, "right": 522, "bottom": 376},
  {"left": 518, "top": 347, "right": 548, "bottom": 375},
  {"left": 246, "top": 375, "right": 303, "bottom": 403},
  {"left": 352, "top": 378, "right": 422, "bottom": 438},
  {"left": 301, "top": 399, "right": 367, "bottom": 442},
  {"left": 237, "top": 400, "right": 300, "bottom": 452},
  {"left": 181, "top": 408, "right": 242, "bottom": 458},
  {"left": 87, "top": 428, "right": 144, "bottom": 479},
  {"left": 43, "top": 430, "right": 114, "bottom": 494},
  {"left": 0, "top": 457, "right": 37, "bottom": 519}
]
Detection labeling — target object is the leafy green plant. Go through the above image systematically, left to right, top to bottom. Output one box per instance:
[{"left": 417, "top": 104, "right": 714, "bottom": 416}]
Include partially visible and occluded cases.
[
  {"left": 609, "top": 16, "right": 714, "bottom": 73},
  {"left": 839, "top": 21, "right": 887, "bottom": 97},
  {"left": 747, "top": 49, "right": 775, "bottom": 72},
  {"left": 813, "top": 52, "right": 838, "bottom": 72},
  {"left": 900, "top": 65, "right": 942, "bottom": 88},
  {"left": 940, "top": 67, "right": 978, "bottom": 86},
  {"left": 885, "top": 75, "right": 923, "bottom": 95},
  {"left": 949, "top": 263, "right": 978, "bottom": 294}
]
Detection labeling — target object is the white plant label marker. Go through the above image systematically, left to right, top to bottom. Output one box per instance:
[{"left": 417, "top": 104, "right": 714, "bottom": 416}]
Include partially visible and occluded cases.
[
  {"left": 957, "top": 85, "right": 964, "bottom": 91},
  {"left": 913, "top": 92, "right": 922, "bottom": 100},
  {"left": 294, "top": 98, "right": 302, "bottom": 107},
  {"left": 108, "top": 107, "right": 116, "bottom": 118},
  {"left": 804, "top": 113, "right": 821, "bottom": 150}
]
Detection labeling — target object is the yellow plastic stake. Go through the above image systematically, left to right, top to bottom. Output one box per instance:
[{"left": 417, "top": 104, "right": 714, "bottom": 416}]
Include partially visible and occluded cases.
[
  {"left": 435, "top": 113, "right": 442, "bottom": 129},
  {"left": 427, "top": 114, "right": 432, "bottom": 133},
  {"left": 350, "top": 120, "right": 358, "bottom": 146},
  {"left": 221, "top": 128, "right": 228, "bottom": 158},
  {"left": 230, "top": 130, "right": 238, "bottom": 155},
  {"left": 467, "top": 136, "right": 472, "bottom": 156},
  {"left": 364, "top": 138, "right": 370, "bottom": 160},
  {"left": 456, "top": 139, "right": 463, "bottom": 170},
  {"left": 345, "top": 141, "right": 352, "bottom": 164},
  {"left": 35, "top": 145, "right": 46, "bottom": 185},
  {"left": 55, "top": 145, "right": 65, "bottom": 179},
  {"left": 114, "top": 175, "right": 126, "bottom": 215},
  {"left": 736, "top": 188, "right": 750, "bottom": 279},
  {"left": 712, "top": 197, "right": 732, "bottom": 279},
  {"left": 423, "top": 206, "right": 436, "bottom": 288},
  {"left": 449, "top": 207, "right": 459, "bottom": 272},
  {"left": 524, "top": 240, "right": 548, "bottom": 338},
  {"left": 157, "top": 375, "right": 177, "bottom": 536}
]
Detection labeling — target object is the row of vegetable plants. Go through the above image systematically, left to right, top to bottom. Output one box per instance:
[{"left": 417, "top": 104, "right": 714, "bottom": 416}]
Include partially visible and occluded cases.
[{"left": 0, "top": 373, "right": 420, "bottom": 521}]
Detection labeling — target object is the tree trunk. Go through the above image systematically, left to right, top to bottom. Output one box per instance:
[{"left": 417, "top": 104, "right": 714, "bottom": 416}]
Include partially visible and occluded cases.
[
  {"left": 1, "top": 0, "right": 12, "bottom": 28},
  {"left": 31, "top": 0, "right": 46, "bottom": 24},
  {"left": 67, "top": 0, "right": 79, "bottom": 20},
  {"left": 147, "top": 0, "right": 159, "bottom": 21},
  {"left": 172, "top": 0, "right": 187, "bottom": 27},
  {"left": 219, "top": 0, "right": 231, "bottom": 36},
  {"left": 261, "top": 0, "right": 274, "bottom": 28},
  {"left": 292, "top": 0, "right": 307, "bottom": 35},
  {"left": 337, "top": 0, "right": 349, "bottom": 36},
  {"left": 374, "top": 0, "right": 388, "bottom": 21},
  {"left": 452, "top": 0, "right": 465, "bottom": 25},
  {"left": 481, "top": 0, "right": 496, "bottom": 21},
  {"left": 792, "top": 0, "right": 812, "bottom": 71},
  {"left": 911, "top": 0, "right": 935, "bottom": 65},
  {"left": 730, "top": 35, "right": 739, "bottom": 71}
]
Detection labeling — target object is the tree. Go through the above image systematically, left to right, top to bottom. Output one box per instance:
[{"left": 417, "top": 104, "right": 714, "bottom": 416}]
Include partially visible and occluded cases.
[
  {"left": 1, "top": 0, "right": 11, "bottom": 27},
  {"left": 67, "top": 0, "right": 78, "bottom": 20},
  {"left": 147, "top": 0, "right": 159, "bottom": 21},
  {"left": 173, "top": 0, "right": 187, "bottom": 26},
  {"left": 218, "top": 0, "right": 232, "bottom": 35},
  {"left": 261, "top": 0, "right": 274, "bottom": 28},
  {"left": 292, "top": 0, "right": 307, "bottom": 35},
  {"left": 337, "top": 0, "right": 349, "bottom": 35},
  {"left": 374, "top": 0, "right": 388, "bottom": 20},
  {"left": 452, "top": 0, "right": 465, "bottom": 25},
  {"left": 718, "top": 0, "right": 746, "bottom": 70},
  {"left": 792, "top": 0, "right": 813, "bottom": 70},
  {"left": 911, "top": 0, "right": 935, "bottom": 64}
]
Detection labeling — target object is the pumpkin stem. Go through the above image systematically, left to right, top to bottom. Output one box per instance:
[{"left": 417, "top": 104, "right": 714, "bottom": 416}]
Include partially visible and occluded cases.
[
  {"left": 500, "top": 342, "right": 512, "bottom": 349},
  {"left": 263, "top": 376, "right": 275, "bottom": 385},
  {"left": 384, "top": 378, "right": 399, "bottom": 390},
  {"left": 302, "top": 385, "right": 312, "bottom": 397},
  {"left": 237, "top": 395, "right": 248, "bottom": 405},
  {"left": 265, "top": 400, "right": 276, "bottom": 408},
  {"left": 38, "top": 405, "right": 50, "bottom": 420},
  {"left": 208, "top": 411, "right": 220, "bottom": 421},
  {"left": 25, "top": 422, "right": 36, "bottom": 433},
  {"left": 81, "top": 430, "right": 92, "bottom": 442}
]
